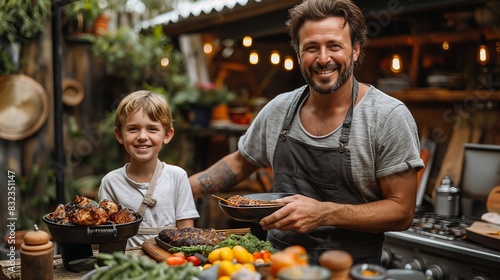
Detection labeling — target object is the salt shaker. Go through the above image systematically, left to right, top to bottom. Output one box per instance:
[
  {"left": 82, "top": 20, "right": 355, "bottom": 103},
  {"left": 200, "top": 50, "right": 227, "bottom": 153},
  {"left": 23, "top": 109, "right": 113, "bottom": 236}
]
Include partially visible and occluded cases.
[{"left": 21, "top": 224, "right": 53, "bottom": 280}]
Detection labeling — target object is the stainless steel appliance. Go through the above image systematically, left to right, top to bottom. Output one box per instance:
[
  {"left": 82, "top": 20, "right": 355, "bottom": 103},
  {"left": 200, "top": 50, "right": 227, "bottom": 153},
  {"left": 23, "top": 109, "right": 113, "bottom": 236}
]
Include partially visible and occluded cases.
[{"left": 382, "top": 144, "right": 500, "bottom": 280}]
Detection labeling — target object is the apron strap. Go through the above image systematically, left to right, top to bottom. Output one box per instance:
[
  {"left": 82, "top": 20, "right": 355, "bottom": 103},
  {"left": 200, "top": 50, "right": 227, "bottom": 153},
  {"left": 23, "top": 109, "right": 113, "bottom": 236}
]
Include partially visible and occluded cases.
[
  {"left": 338, "top": 79, "right": 359, "bottom": 153},
  {"left": 137, "top": 159, "right": 163, "bottom": 216},
  {"left": 137, "top": 226, "right": 175, "bottom": 235}
]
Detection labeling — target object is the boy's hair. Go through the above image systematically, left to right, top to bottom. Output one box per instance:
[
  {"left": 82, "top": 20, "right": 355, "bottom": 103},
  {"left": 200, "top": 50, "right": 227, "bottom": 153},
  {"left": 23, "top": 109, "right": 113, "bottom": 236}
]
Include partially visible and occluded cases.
[{"left": 115, "top": 90, "right": 173, "bottom": 131}]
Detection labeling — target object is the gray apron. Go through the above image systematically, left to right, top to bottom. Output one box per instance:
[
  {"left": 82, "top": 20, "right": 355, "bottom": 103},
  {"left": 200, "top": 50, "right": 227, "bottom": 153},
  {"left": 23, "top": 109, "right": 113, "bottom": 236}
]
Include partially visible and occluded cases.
[{"left": 268, "top": 80, "right": 384, "bottom": 265}]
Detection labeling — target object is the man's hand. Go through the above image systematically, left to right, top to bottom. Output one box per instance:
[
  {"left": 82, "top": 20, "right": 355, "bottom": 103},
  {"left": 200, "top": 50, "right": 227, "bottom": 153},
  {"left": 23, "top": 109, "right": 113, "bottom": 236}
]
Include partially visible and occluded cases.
[{"left": 260, "top": 194, "right": 325, "bottom": 233}]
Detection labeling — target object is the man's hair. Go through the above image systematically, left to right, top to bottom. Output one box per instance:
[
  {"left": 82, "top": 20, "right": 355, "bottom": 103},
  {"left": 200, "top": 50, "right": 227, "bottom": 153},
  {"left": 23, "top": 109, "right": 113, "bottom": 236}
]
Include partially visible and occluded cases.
[
  {"left": 286, "top": 0, "right": 368, "bottom": 66},
  {"left": 115, "top": 90, "right": 173, "bottom": 131}
]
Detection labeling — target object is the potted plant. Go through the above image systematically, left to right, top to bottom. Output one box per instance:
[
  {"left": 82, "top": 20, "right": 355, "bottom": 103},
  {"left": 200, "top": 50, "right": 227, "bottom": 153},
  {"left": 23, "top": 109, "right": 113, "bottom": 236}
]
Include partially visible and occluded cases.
[
  {"left": 0, "top": 0, "right": 51, "bottom": 73},
  {"left": 62, "top": 0, "right": 104, "bottom": 35},
  {"left": 172, "top": 82, "right": 237, "bottom": 126}
]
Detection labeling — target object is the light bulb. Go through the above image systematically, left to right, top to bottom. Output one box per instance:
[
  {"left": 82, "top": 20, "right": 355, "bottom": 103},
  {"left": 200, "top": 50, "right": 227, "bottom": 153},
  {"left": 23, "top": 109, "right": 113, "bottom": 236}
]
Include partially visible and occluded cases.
[
  {"left": 477, "top": 32, "right": 489, "bottom": 66},
  {"left": 242, "top": 36, "right": 252, "bottom": 47},
  {"left": 203, "top": 42, "right": 213, "bottom": 54},
  {"left": 478, "top": 45, "right": 489, "bottom": 65},
  {"left": 249, "top": 51, "right": 259, "bottom": 64},
  {"left": 270, "top": 51, "right": 280, "bottom": 65},
  {"left": 390, "top": 54, "right": 402, "bottom": 73},
  {"left": 284, "top": 56, "right": 294, "bottom": 70}
]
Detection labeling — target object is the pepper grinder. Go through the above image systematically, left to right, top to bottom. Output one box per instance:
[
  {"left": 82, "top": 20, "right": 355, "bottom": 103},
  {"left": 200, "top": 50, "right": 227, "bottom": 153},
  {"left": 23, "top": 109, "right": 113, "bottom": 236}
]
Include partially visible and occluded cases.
[
  {"left": 21, "top": 224, "right": 53, "bottom": 280},
  {"left": 319, "top": 250, "right": 353, "bottom": 280}
]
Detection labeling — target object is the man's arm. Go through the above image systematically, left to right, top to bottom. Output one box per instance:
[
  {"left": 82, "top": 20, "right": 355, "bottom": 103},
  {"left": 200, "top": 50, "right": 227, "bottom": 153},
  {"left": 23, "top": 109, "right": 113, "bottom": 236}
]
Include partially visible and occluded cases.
[
  {"left": 189, "top": 151, "right": 259, "bottom": 199},
  {"left": 260, "top": 169, "right": 417, "bottom": 233}
]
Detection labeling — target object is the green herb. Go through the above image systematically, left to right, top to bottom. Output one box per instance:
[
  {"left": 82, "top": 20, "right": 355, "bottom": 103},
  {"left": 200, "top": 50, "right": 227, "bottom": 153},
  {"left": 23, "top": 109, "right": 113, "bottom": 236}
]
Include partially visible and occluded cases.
[{"left": 168, "top": 233, "right": 275, "bottom": 255}]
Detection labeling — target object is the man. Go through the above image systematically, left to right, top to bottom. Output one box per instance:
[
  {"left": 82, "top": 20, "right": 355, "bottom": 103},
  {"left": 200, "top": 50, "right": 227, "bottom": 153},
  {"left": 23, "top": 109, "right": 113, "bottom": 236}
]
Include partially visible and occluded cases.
[{"left": 189, "top": 0, "right": 424, "bottom": 264}]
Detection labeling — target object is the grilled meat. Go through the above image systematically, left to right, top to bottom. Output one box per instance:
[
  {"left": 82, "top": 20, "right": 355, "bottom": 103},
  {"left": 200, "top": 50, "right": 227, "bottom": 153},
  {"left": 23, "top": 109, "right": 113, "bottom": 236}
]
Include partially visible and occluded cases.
[
  {"left": 45, "top": 195, "right": 139, "bottom": 226},
  {"left": 226, "top": 195, "right": 277, "bottom": 206},
  {"left": 100, "top": 199, "right": 120, "bottom": 217},
  {"left": 52, "top": 204, "right": 67, "bottom": 219},
  {"left": 67, "top": 204, "right": 109, "bottom": 225},
  {"left": 111, "top": 208, "right": 138, "bottom": 224},
  {"left": 158, "top": 227, "right": 227, "bottom": 247}
]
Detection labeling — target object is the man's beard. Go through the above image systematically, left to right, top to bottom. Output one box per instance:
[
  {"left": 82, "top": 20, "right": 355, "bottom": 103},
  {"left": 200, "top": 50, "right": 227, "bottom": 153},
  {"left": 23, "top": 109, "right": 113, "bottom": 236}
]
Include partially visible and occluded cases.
[{"left": 301, "top": 57, "right": 354, "bottom": 95}]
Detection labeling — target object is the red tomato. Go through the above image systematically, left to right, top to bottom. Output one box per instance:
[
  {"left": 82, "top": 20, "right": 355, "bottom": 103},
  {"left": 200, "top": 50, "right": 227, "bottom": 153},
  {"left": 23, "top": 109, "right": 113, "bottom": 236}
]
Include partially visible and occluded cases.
[
  {"left": 261, "top": 250, "right": 272, "bottom": 263},
  {"left": 253, "top": 251, "right": 263, "bottom": 261},
  {"left": 171, "top": 252, "right": 186, "bottom": 260},
  {"left": 187, "top": 255, "right": 200, "bottom": 266},
  {"left": 166, "top": 256, "right": 187, "bottom": 266}
]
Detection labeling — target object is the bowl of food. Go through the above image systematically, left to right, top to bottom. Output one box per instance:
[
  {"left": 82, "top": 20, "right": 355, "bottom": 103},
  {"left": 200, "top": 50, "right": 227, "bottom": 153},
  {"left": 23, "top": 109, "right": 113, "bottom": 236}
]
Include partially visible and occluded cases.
[
  {"left": 218, "top": 193, "right": 294, "bottom": 223},
  {"left": 278, "top": 265, "right": 331, "bottom": 280}
]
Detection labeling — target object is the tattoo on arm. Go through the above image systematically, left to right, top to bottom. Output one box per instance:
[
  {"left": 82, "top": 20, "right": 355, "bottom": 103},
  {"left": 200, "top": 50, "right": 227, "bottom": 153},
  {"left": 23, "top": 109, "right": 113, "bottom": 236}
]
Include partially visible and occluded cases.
[{"left": 198, "top": 160, "right": 238, "bottom": 194}]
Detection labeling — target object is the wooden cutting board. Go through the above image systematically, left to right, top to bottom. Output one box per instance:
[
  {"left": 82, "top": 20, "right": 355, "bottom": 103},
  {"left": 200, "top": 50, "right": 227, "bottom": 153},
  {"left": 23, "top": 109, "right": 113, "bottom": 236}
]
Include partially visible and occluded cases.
[
  {"left": 465, "top": 221, "right": 500, "bottom": 250},
  {"left": 142, "top": 238, "right": 171, "bottom": 262}
]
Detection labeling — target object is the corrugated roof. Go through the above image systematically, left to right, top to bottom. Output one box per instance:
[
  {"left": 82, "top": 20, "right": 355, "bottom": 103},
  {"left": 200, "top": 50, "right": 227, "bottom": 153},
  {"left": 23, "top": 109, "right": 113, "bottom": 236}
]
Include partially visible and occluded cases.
[{"left": 137, "top": 0, "right": 264, "bottom": 31}]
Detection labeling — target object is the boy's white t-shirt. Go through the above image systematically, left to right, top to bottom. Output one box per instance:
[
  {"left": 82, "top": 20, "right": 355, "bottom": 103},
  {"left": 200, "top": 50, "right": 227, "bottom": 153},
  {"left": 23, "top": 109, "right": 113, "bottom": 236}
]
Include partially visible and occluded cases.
[{"left": 98, "top": 162, "right": 200, "bottom": 248}]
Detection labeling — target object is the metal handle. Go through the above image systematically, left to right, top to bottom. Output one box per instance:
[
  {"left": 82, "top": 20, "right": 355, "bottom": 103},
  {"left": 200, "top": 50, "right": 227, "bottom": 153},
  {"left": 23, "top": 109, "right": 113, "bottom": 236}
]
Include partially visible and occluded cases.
[{"left": 87, "top": 224, "right": 117, "bottom": 237}]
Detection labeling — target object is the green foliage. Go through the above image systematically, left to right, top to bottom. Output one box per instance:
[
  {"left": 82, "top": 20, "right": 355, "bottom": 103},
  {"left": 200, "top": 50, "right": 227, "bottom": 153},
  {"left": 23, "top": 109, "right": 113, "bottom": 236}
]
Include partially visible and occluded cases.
[
  {"left": 0, "top": 0, "right": 51, "bottom": 73},
  {"left": 0, "top": 0, "right": 51, "bottom": 43},
  {"left": 62, "top": 0, "right": 104, "bottom": 33},
  {"left": 84, "top": 26, "right": 188, "bottom": 93},
  {"left": 172, "top": 82, "right": 236, "bottom": 109},
  {"left": 15, "top": 161, "right": 101, "bottom": 230},
  {"left": 16, "top": 163, "right": 56, "bottom": 230},
  {"left": 168, "top": 233, "right": 275, "bottom": 255}
]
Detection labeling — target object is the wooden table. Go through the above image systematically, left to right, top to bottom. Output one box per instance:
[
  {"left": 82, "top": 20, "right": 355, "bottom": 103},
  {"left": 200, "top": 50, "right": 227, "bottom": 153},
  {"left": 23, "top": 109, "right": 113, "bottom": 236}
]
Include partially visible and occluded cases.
[{"left": 0, "top": 247, "right": 152, "bottom": 280}]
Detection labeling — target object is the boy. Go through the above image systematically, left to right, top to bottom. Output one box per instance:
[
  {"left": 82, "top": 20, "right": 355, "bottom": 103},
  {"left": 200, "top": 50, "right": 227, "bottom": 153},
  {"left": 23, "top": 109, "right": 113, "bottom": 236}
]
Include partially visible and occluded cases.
[{"left": 99, "top": 90, "right": 199, "bottom": 248}]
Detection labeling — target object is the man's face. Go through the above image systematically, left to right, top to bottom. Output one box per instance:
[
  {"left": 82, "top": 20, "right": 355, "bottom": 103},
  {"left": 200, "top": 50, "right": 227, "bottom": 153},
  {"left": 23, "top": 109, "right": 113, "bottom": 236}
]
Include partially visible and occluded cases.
[{"left": 297, "top": 17, "right": 360, "bottom": 94}]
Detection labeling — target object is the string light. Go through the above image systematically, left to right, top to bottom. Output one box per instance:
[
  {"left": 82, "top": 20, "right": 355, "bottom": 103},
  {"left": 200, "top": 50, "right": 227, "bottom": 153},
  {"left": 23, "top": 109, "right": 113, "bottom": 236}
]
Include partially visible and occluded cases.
[
  {"left": 477, "top": 32, "right": 489, "bottom": 66},
  {"left": 242, "top": 36, "right": 252, "bottom": 47},
  {"left": 442, "top": 41, "right": 449, "bottom": 51},
  {"left": 203, "top": 42, "right": 213, "bottom": 54},
  {"left": 270, "top": 50, "right": 280, "bottom": 65},
  {"left": 249, "top": 51, "right": 259, "bottom": 64},
  {"left": 390, "top": 53, "right": 402, "bottom": 73},
  {"left": 284, "top": 56, "right": 294, "bottom": 70},
  {"left": 160, "top": 57, "right": 170, "bottom": 67}
]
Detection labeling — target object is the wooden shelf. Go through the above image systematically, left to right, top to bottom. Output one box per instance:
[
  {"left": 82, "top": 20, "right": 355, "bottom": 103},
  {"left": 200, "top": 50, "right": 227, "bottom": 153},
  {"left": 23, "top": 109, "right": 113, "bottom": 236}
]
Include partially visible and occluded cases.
[
  {"left": 365, "top": 27, "right": 499, "bottom": 88},
  {"left": 366, "top": 28, "right": 499, "bottom": 48},
  {"left": 388, "top": 88, "right": 500, "bottom": 103}
]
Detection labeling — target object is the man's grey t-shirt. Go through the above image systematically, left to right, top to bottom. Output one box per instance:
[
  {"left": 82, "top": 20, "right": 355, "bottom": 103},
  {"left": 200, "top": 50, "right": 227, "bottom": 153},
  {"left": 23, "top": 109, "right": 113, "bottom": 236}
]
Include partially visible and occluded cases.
[{"left": 238, "top": 84, "right": 424, "bottom": 202}]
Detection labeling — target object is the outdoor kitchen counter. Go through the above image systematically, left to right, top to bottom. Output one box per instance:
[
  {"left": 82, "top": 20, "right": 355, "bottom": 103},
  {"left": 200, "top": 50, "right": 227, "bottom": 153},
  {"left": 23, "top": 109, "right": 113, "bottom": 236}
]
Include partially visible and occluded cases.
[{"left": 0, "top": 247, "right": 151, "bottom": 280}]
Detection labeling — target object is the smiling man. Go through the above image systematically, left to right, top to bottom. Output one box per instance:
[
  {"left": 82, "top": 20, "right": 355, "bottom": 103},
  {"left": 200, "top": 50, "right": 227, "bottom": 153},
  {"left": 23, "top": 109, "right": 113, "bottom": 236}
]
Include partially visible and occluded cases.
[{"left": 189, "top": 0, "right": 424, "bottom": 265}]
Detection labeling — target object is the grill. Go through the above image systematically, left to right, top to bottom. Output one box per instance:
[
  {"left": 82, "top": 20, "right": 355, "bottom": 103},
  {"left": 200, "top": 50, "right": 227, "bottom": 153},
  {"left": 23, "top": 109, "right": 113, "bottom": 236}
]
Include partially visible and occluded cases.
[
  {"left": 382, "top": 143, "right": 500, "bottom": 279},
  {"left": 383, "top": 212, "right": 500, "bottom": 280},
  {"left": 406, "top": 212, "right": 475, "bottom": 241},
  {"left": 43, "top": 214, "right": 142, "bottom": 271}
]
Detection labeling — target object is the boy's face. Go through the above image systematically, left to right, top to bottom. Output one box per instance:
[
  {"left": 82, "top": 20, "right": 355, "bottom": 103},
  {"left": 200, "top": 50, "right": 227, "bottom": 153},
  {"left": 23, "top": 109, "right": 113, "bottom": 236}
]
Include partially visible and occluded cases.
[{"left": 115, "top": 109, "right": 174, "bottom": 163}]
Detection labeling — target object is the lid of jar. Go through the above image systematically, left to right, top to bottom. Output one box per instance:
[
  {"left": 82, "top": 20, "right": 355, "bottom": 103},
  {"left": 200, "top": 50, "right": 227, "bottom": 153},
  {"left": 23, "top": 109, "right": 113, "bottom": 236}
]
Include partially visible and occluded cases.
[{"left": 24, "top": 224, "right": 50, "bottom": 245}]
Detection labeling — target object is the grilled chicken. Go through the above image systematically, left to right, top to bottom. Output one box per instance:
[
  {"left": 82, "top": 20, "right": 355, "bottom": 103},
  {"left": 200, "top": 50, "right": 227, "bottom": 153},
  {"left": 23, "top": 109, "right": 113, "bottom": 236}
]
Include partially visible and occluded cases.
[
  {"left": 46, "top": 195, "right": 138, "bottom": 226},
  {"left": 100, "top": 199, "right": 120, "bottom": 217},
  {"left": 67, "top": 204, "right": 109, "bottom": 225},
  {"left": 111, "top": 208, "right": 138, "bottom": 224}
]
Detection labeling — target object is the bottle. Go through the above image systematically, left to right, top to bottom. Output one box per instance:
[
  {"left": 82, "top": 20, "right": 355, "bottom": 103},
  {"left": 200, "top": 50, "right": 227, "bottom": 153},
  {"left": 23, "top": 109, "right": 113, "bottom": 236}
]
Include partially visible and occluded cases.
[
  {"left": 434, "top": 176, "right": 460, "bottom": 217},
  {"left": 21, "top": 224, "right": 53, "bottom": 280}
]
